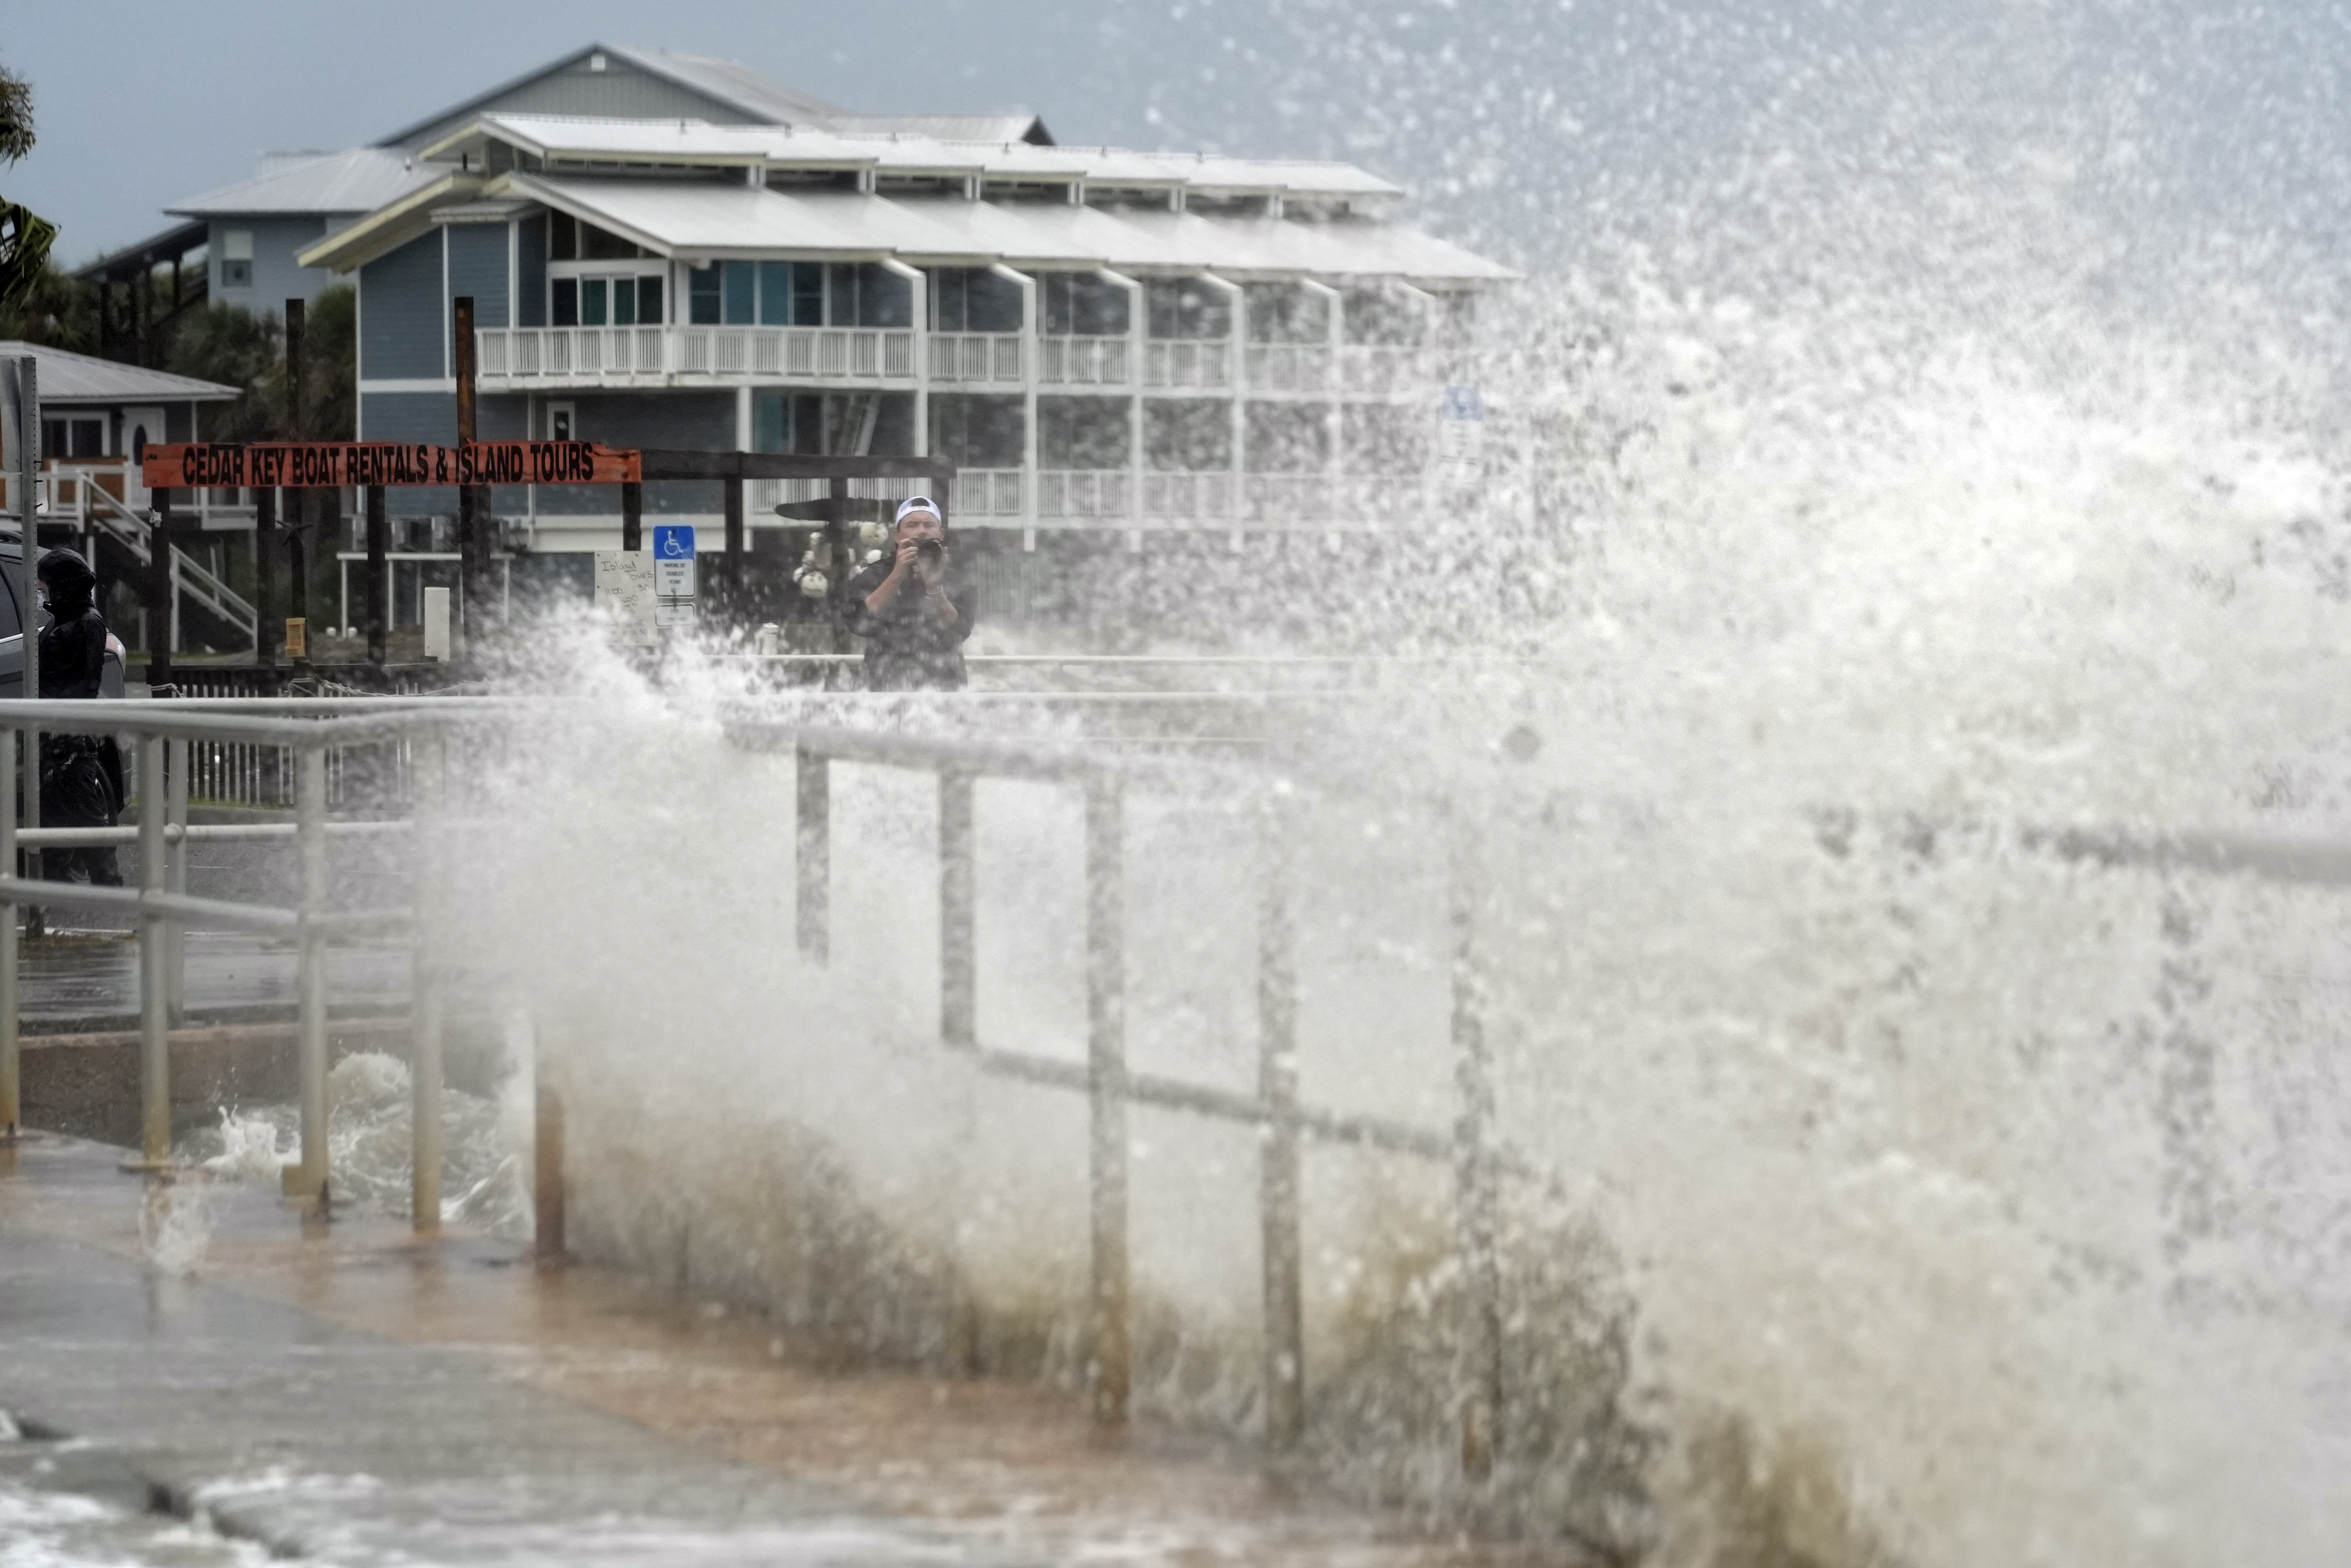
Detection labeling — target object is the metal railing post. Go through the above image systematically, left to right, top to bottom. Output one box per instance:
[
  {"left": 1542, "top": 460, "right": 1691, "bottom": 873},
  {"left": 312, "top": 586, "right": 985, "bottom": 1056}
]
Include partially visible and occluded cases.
[
  {"left": 0, "top": 727, "right": 16, "bottom": 1140},
  {"left": 410, "top": 729, "right": 445, "bottom": 1234},
  {"left": 134, "top": 732, "right": 170, "bottom": 1170},
  {"left": 164, "top": 735, "right": 189, "bottom": 1025},
  {"left": 796, "top": 741, "right": 830, "bottom": 964},
  {"left": 284, "top": 743, "right": 329, "bottom": 1204},
  {"left": 939, "top": 767, "right": 975, "bottom": 1047},
  {"left": 1085, "top": 774, "right": 1131, "bottom": 1427},
  {"left": 1257, "top": 787, "right": 1305, "bottom": 1451},
  {"left": 1449, "top": 824, "right": 1503, "bottom": 1480},
  {"left": 534, "top": 1066, "right": 566, "bottom": 1261}
]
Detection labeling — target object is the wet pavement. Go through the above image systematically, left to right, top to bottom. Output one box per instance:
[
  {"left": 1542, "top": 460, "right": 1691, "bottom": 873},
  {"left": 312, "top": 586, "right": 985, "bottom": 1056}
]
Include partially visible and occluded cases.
[{"left": 0, "top": 1133, "right": 1574, "bottom": 1567}]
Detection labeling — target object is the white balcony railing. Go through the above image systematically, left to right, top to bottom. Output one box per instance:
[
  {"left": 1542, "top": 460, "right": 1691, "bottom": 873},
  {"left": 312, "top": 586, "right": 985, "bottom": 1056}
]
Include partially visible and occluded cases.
[
  {"left": 479, "top": 327, "right": 915, "bottom": 385},
  {"left": 929, "top": 333, "right": 1025, "bottom": 386},
  {"left": 1038, "top": 337, "right": 1129, "bottom": 387},
  {"left": 1142, "top": 341, "right": 1232, "bottom": 391},
  {"left": 1244, "top": 344, "right": 1333, "bottom": 393},
  {"left": 951, "top": 470, "right": 1025, "bottom": 519},
  {"left": 1034, "top": 470, "right": 1132, "bottom": 521},
  {"left": 1139, "top": 471, "right": 1236, "bottom": 521}
]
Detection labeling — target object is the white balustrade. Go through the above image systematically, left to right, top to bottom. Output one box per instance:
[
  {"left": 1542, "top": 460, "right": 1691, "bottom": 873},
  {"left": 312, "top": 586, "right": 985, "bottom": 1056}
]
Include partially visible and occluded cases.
[
  {"left": 1038, "top": 337, "right": 1130, "bottom": 387},
  {"left": 1143, "top": 341, "right": 1233, "bottom": 390},
  {"left": 1244, "top": 344, "right": 1334, "bottom": 394},
  {"left": 1035, "top": 470, "right": 1132, "bottom": 521},
  {"left": 1140, "top": 471, "right": 1236, "bottom": 521}
]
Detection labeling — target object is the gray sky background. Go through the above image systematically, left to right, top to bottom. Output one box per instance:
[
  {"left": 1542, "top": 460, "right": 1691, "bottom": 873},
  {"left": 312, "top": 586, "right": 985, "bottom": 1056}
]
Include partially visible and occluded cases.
[{"left": 4, "top": 1, "right": 2348, "bottom": 290}]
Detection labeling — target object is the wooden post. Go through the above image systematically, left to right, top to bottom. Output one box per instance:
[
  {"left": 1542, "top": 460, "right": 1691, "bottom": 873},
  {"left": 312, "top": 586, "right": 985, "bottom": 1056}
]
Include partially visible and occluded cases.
[
  {"left": 453, "top": 295, "right": 486, "bottom": 649},
  {"left": 284, "top": 300, "right": 309, "bottom": 673},
  {"left": 722, "top": 473, "right": 745, "bottom": 624},
  {"left": 621, "top": 480, "right": 643, "bottom": 555},
  {"left": 254, "top": 485, "right": 279, "bottom": 669},
  {"left": 365, "top": 486, "right": 388, "bottom": 667},
  {"left": 148, "top": 490, "right": 176, "bottom": 691},
  {"left": 795, "top": 742, "right": 829, "bottom": 964},
  {"left": 939, "top": 768, "right": 976, "bottom": 1048},
  {"left": 1086, "top": 776, "right": 1131, "bottom": 1428},
  {"left": 1258, "top": 789, "right": 1306, "bottom": 1451},
  {"left": 1450, "top": 825, "right": 1503, "bottom": 1481}
]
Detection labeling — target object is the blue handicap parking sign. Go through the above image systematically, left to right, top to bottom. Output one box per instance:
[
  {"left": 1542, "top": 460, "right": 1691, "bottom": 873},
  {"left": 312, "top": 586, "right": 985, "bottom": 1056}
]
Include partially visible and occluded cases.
[{"left": 652, "top": 524, "right": 697, "bottom": 560}]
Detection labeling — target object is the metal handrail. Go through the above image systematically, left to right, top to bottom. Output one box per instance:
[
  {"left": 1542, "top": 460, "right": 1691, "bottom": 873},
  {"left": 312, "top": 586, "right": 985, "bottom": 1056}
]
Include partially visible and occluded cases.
[
  {"left": 0, "top": 699, "right": 456, "bottom": 1229},
  {"left": 736, "top": 714, "right": 1492, "bottom": 1451}
]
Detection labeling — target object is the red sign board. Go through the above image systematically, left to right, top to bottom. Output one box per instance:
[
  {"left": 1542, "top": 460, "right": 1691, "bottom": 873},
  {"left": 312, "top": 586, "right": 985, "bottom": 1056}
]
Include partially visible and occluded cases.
[{"left": 142, "top": 441, "right": 642, "bottom": 489}]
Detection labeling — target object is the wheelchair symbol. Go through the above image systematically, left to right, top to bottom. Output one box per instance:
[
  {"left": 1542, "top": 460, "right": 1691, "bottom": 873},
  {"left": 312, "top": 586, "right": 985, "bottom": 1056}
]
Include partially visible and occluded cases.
[{"left": 654, "top": 527, "right": 694, "bottom": 559}]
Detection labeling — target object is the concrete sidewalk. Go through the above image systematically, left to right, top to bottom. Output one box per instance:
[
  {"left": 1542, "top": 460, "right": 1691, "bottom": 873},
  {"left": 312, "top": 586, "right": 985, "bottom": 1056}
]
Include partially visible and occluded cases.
[
  {"left": 0, "top": 1134, "right": 1566, "bottom": 1567},
  {"left": 0, "top": 1135, "right": 996, "bottom": 1565}
]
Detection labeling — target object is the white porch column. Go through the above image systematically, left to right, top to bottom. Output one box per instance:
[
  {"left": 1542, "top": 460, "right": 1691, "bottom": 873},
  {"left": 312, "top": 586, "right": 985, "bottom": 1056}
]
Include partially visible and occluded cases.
[
  {"left": 882, "top": 258, "right": 929, "bottom": 459},
  {"left": 989, "top": 263, "right": 1037, "bottom": 530},
  {"left": 1100, "top": 267, "right": 1145, "bottom": 529},
  {"left": 1200, "top": 273, "right": 1244, "bottom": 535},
  {"left": 1302, "top": 278, "right": 1344, "bottom": 526}
]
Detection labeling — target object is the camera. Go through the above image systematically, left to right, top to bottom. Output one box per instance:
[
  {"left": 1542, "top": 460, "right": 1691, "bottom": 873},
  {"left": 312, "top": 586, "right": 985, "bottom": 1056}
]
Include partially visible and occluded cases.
[{"left": 915, "top": 539, "right": 944, "bottom": 563}]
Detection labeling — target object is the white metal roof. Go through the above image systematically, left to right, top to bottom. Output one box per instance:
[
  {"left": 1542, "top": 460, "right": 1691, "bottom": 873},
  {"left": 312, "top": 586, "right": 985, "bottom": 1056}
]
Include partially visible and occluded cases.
[
  {"left": 830, "top": 113, "right": 1049, "bottom": 145},
  {"left": 422, "top": 115, "right": 1403, "bottom": 203},
  {"left": 168, "top": 147, "right": 441, "bottom": 218},
  {"left": 494, "top": 175, "right": 1513, "bottom": 285},
  {"left": 0, "top": 342, "right": 240, "bottom": 404}
]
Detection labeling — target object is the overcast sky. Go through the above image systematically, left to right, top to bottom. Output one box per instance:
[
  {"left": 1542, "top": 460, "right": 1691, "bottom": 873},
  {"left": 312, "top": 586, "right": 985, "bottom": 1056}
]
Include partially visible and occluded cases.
[{"left": 5, "top": 1, "right": 2348, "bottom": 288}]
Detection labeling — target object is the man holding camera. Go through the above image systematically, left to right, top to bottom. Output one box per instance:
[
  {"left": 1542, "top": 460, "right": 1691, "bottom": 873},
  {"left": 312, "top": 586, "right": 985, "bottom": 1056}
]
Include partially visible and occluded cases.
[{"left": 841, "top": 496, "right": 975, "bottom": 691}]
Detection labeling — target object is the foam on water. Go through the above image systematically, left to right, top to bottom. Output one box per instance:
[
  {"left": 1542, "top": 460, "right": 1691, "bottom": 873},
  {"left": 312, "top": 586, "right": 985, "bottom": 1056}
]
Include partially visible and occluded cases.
[{"left": 169, "top": 1053, "right": 532, "bottom": 1238}]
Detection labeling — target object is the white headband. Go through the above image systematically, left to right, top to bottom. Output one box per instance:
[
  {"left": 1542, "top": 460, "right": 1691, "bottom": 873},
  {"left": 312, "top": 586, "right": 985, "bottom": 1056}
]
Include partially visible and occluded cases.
[{"left": 894, "top": 496, "right": 941, "bottom": 525}]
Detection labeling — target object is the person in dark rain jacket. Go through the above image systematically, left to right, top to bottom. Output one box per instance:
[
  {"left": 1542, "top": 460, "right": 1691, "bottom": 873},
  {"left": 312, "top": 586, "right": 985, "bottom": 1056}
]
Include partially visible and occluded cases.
[{"left": 36, "top": 549, "right": 123, "bottom": 885}]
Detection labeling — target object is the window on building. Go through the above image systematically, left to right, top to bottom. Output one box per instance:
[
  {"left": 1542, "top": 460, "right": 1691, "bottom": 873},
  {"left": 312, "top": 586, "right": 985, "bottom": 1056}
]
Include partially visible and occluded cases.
[
  {"left": 548, "top": 212, "right": 644, "bottom": 263},
  {"left": 221, "top": 228, "right": 254, "bottom": 288},
  {"left": 723, "top": 261, "right": 755, "bottom": 326},
  {"left": 756, "top": 262, "right": 825, "bottom": 326},
  {"left": 828, "top": 263, "right": 911, "bottom": 329},
  {"left": 689, "top": 266, "right": 722, "bottom": 324},
  {"left": 931, "top": 268, "right": 1023, "bottom": 334},
  {"left": 1042, "top": 272, "right": 1129, "bottom": 336},
  {"left": 639, "top": 274, "right": 663, "bottom": 324},
  {"left": 552, "top": 278, "right": 579, "bottom": 326},
  {"left": 580, "top": 278, "right": 608, "bottom": 327},
  {"left": 612, "top": 278, "right": 637, "bottom": 327},
  {"left": 1145, "top": 278, "right": 1231, "bottom": 341},
  {"left": 1245, "top": 283, "right": 1330, "bottom": 344},
  {"left": 1342, "top": 286, "right": 1426, "bottom": 347},
  {"left": 928, "top": 394, "right": 1024, "bottom": 468},
  {"left": 1038, "top": 397, "right": 1130, "bottom": 469},
  {"left": 1144, "top": 400, "right": 1231, "bottom": 470},
  {"left": 546, "top": 402, "right": 576, "bottom": 442},
  {"left": 1244, "top": 402, "right": 1330, "bottom": 472},
  {"left": 1343, "top": 403, "right": 1431, "bottom": 473},
  {"left": 42, "top": 418, "right": 106, "bottom": 458}
]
